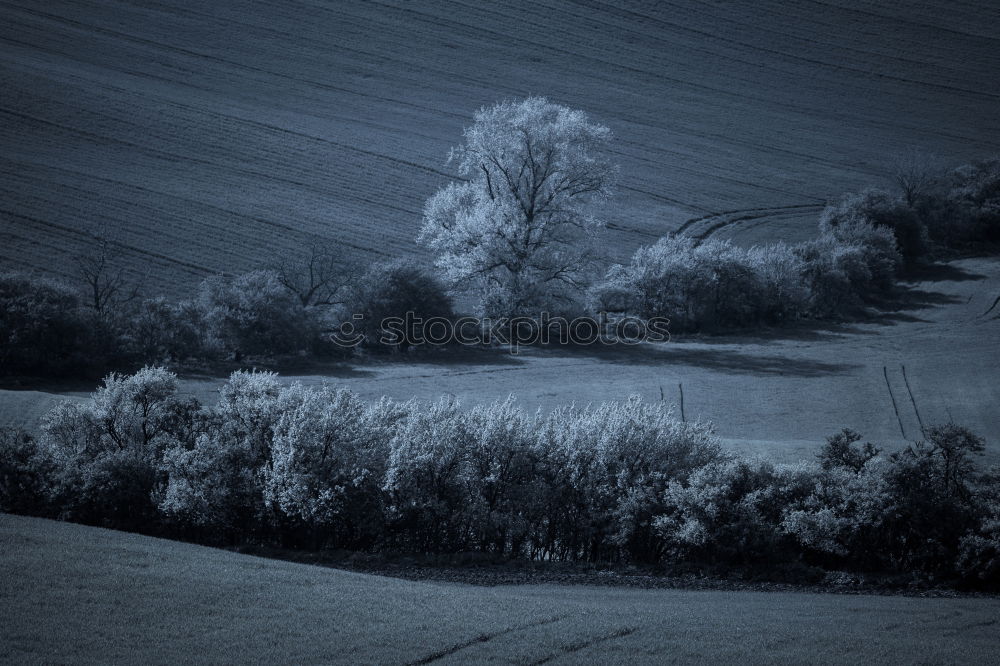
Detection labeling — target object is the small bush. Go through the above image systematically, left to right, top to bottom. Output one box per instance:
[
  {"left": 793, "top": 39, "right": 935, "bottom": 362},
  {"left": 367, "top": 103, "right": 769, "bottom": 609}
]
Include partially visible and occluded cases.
[
  {"left": 947, "top": 157, "right": 1000, "bottom": 244},
  {"left": 821, "top": 189, "right": 928, "bottom": 262},
  {"left": 795, "top": 221, "right": 901, "bottom": 317},
  {"left": 591, "top": 237, "right": 808, "bottom": 332},
  {"left": 348, "top": 260, "right": 454, "bottom": 351},
  {"left": 197, "top": 270, "right": 316, "bottom": 358},
  {"left": 0, "top": 273, "right": 111, "bottom": 377},
  {"left": 118, "top": 297, "right": 209, "bottom": 363},
  {"left": 0, "top": 428, "right": 55, "bottom": 516},
  {"left": 817, "top": 428, "right": 879, "bottom": 473},
  {"left": 655, "top": 458, "right": 816, "bottom": 566}
]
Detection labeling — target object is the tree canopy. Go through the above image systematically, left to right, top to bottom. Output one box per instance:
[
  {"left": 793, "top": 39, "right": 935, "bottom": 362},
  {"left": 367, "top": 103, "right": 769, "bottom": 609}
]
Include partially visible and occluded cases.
[{"left": 419, "top": 97, "right": 616, "bottom": 317}]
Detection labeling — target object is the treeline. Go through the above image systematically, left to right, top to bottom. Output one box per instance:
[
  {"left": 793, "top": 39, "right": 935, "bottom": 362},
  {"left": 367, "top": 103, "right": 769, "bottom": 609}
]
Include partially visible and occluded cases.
[
  {"left": 591, "top": 158, "right": 1000, "bottom": 331},
  {"left": 0, "top": 259, "right": 453, "bottom": 378},
  {"left": 2, "top": 367, "right": 998, "bottom": 589}
]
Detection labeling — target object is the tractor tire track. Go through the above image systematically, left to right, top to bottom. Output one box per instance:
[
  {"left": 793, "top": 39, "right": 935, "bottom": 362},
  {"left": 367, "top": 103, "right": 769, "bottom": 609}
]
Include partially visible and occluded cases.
[
  {"left": 673, "top": 203, "right": 826, "bottom": 245},
  {"left": 407, "top": 615, "right": 565, "bottom": 665},
  {"left": 528, "top": 626, "right": 638, "bottom": 665}
]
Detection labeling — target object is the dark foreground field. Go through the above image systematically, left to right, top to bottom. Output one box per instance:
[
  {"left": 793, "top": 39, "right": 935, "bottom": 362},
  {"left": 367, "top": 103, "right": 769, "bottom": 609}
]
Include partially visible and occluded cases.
[{"left": 2, "top": 514, "right": 999, "bottom": 665}]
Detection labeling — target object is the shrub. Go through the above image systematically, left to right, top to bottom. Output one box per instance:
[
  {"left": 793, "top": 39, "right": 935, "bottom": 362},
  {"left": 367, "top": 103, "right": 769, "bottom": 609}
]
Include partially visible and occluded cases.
[
  {"left": 947, "top": 157, "right": 1000, "bottom": 244},
  {"left": 820, "top": 189, "right": 928, "bottom": 261},
  {"left": 795, "top": 222, "right": 901, "bottom": 317},
  {"left": 591, "top": 238, "right": 807, "bottom": 332},
  {"left": 348, "top": 260, "right": 454, "bottom": 351},
  {"left": 197, "top": 270, "right": 316, "bottom": 357},
  {"left": 0, "top": 273, "right": 109, "bottom": 377},
  {"left": 118, "top": 297, "right": 208, "bottom": 363},
  {"left": 39, "top": 367, "right": 196, "bottom": 530},
  {"left": 159, "top": 370, "right": 290, "bottom": 540},
  {"left": 263, "top": 387, "right": 401, "bottom": 549},
  {"left": 382, "top": 397, "right": 471, "bottom": 552},
  {"left": 460, "top": 398, "right": 539, "bottom": 556},
  {"left": 535, "top": 398, "right": 721, "bottom": 562},
  {"left": 0, "top": 428, "right": 55, "bottom": 516},
  {"left": 817, "top": 428, "right": 880, "bottom": 473},
  {"left": 655, "top": 458, "right": 817, "bottom": 567},
  {"left": 957, "top": 481, "right": 1000, "bottom": 589}
]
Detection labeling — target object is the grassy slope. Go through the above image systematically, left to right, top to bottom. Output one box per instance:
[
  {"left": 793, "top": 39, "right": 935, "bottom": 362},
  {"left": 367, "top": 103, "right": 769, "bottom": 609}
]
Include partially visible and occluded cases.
[
  {"left": 2, "top": 0, "right": 999, "bottom": 295},
  {"left": 2, "top": 256, "right": 999, "bottom": 462},
  {"left": 145, "top": 257, "right": 1000, "bottom": 462},
  {"left": 3, "top": 514, "right": 1000, "bottom": 665}
]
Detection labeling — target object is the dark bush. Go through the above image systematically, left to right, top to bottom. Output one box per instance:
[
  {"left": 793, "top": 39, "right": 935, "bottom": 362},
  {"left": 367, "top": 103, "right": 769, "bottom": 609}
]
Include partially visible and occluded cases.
[
  {"left": 947, "top": 158, "right": 1000, "bottom": 244},
  {"left": 590, "top": 237, "right": 808, "bottom": 332},
  {"left": 348, "top": 260, "right": 454, "bottom": 351},
  {"left": 197, "top": 270, "right": 317, "bottom": 358},
  {"left": 0, "top": 273, "right": 113, "bottom": 378},
  {"left": 118, "top": 297, "right": 209, "bottom": 363},
  {"left": 0, "top": 428, "right": 55, "bottom": 516},
  {"left": 817, "top": 428, "right": 880, "bottom": 473}
]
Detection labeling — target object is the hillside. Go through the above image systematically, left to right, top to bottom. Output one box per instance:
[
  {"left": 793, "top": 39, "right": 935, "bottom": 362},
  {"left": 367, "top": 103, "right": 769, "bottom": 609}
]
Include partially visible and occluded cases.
[
  {"left": 2, "top": 0, "right": 1000, "bottom": 295},
  {"left": 3, "top": 514, "right": 1000, "bottom": 664}
]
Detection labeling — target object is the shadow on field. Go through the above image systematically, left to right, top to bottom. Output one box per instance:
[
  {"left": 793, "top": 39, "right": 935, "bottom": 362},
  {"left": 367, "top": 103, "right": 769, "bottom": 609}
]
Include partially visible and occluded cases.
[
  {"left": 901, "top": 262, "right": 987, "bottom": 283},
  {"left": 865, "top": 285, "right": 966, "bottom": 326},
  {"left": 534, "top": 342, "right": 859, "bottom": 377},
  {"left": 364, "top": 345, "right": 527, "bottom": 368},
  {"left": 174, "top": 359, "right": 378, "bottom": 382},
  {"left": 0, "top": 376, "right": 98, "bottom": 394}
]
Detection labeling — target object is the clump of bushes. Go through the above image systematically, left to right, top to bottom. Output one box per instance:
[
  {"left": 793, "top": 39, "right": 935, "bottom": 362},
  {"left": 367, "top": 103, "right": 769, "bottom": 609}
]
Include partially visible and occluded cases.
[
  {"left": 820, "top": 189, "right": 928, "bottom": 262},
  {"left": 589, "top": 224, "right": 898, "bottom": 330},
  {"left": 589, "top": 237, "right": 809, "bottom": 332},
  {"left": 1, "top": 258, "right": 461, "bottom": 380},
  {"left": 347, "top": 260, "right": 454, "bottom": 352},
  {"left": 196, "top": 270, "right": 319, "bottom": 359},
  {"left": 0, "top": 273, "right": 112, "bottom": 378},
  {"left": 3, "top": 367, "right": 998, "bottom": 589}
]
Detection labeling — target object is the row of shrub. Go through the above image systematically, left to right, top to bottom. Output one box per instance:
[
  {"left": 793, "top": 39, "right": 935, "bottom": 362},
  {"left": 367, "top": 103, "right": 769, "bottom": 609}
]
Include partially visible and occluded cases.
[
  {"left": 590, "top": 158, "right": 1000, "bottom": 331},
  {"left": 3, "top": 159, "right": 998, "bottom": 376},
  {"left": 589, "top": 222, "right": 898, "bottom": 330},
  {"left": 0, "top": 260, "right": 454, "bottom": 378},
  {"left": 2, "top": 367, "right": 997, "bottom": 588}
]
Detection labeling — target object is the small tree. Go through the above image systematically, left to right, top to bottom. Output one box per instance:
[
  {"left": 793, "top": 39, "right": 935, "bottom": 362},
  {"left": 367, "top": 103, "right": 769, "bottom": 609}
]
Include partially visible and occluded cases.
[
  {"left": 420, "top": 97, "right": 617, "bottom": 317},
  {"left": 889, "top": 149, "right": 943, "bottom": 207},
  {"left": 75, "top": 228, "right": 141, "bottom": 316},
  {"left": 272, "top": 245, "right": 357, "bottom": 307},
  {"left": 197, "top": 270, "right": 316, "bottom": 357},
  {"left": 817, "top": 428, "right": 880, "bottom": 473}
]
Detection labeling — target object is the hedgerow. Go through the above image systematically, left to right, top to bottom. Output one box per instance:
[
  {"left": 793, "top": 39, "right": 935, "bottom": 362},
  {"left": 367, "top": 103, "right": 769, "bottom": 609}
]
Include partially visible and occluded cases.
[{"left": 3, "top": 367, "right": 997, "bottom": 589}]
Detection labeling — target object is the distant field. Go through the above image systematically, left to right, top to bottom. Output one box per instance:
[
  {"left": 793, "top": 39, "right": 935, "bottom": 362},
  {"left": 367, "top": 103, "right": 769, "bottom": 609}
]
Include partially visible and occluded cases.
[
  {"left": 2, "top": 0, "right": 1000, "bottom": 295},
  {"left": 3, "top": 513, "right": 1000, "bottom": 664}
]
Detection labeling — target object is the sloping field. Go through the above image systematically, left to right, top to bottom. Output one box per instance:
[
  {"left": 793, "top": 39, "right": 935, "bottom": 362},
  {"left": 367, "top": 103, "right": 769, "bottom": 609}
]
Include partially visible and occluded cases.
[
  {"left": 2, "top": 0, "right": 999, "bottom": 295},
  {"left": 2, "top": 256, "right": 999, "bottom": 461},
  {"left": 167, "top": 256, "right": 999, "bottom": 462},
  {"left": 3, "top": 514, "right": 999, "bottom": 664}
]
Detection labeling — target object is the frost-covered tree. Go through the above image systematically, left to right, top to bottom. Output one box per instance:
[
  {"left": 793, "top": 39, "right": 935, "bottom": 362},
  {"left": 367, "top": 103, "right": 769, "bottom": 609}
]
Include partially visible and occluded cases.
[{"left": 419, "top": 97, "right": 616, "bottom": 317}]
